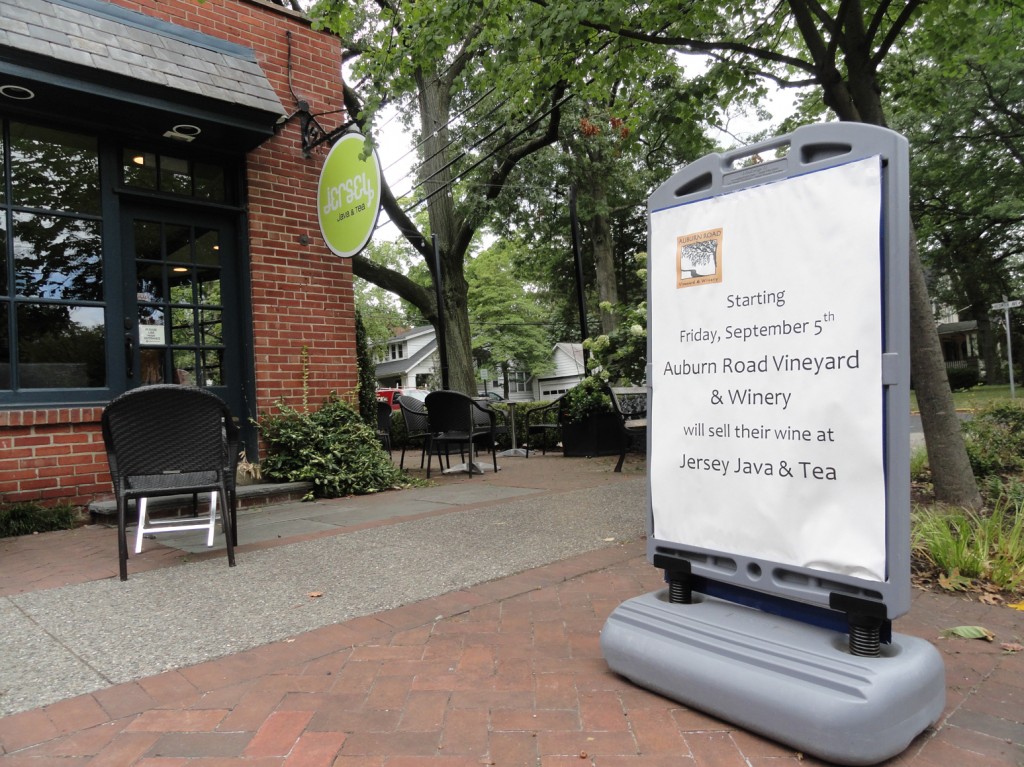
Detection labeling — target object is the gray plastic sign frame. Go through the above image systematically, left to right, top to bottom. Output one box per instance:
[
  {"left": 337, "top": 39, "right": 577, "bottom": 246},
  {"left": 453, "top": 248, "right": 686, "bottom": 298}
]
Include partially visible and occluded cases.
[{"left": 646, "top": 123, "right": 911, "bottom": 619}]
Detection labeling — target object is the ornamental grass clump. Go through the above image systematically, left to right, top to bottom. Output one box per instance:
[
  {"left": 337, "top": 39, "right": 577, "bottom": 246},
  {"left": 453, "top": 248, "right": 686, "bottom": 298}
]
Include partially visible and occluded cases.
[
  {"left": 257, "top": 393, "right": 410, "bottom": 499},
  {"left": 912, "top": 483, "right": 1024, "bottom": 594},
  {"left": 0, "top": 502, "right": 78, "bottom": 538}
]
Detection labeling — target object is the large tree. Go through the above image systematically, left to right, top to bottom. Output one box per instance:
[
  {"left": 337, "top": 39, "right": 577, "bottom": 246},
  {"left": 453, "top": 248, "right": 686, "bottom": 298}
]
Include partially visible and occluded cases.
[
  {"left": 312, "top": 0, "right": 603, "bottom": 393},
  {"left": 529, "top": 0, "right": 983, "bottom": 507},
  {"left": 885, "top": 5, "right": 1024, "bottom": 386}
]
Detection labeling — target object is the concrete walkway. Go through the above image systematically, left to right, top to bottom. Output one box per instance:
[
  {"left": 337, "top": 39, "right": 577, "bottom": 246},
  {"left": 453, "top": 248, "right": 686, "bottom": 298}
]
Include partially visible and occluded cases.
[{"left": 0, "top": 452, "right": 1021, "bottom": 766}]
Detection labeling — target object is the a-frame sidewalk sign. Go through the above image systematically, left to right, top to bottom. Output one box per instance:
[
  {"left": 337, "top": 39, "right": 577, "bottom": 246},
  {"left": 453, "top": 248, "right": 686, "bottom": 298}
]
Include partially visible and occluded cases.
[{"left": 601, "top": 123, "right": 945, "bottom": 766}]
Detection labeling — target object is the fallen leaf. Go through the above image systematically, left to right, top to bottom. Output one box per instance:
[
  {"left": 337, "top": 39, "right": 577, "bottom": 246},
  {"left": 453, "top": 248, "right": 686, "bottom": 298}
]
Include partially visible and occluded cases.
[
  {"left": 938, "top": 569, "right": 972, "bottom": 592},
  {"left": 308, "top": 591, "right": 324, "bottom": 599},
  {"left": 979, "top": 593, "right": 1003, "bottom": 606},
  {"left": 1008, "top": 602, "right": 1024, "bottom": 612},
  {"left": 941, "top": 625, "right": 995, "bottom": 642},
  {"left": 1001, "top": 642, "right": 1024, "bottom": 653}
]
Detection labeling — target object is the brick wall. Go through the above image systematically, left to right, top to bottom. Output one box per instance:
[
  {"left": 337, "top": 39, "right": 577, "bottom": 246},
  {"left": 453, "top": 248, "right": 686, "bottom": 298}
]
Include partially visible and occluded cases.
[{"left": 0, "top": 0, "right": 355, "bottom": 509}]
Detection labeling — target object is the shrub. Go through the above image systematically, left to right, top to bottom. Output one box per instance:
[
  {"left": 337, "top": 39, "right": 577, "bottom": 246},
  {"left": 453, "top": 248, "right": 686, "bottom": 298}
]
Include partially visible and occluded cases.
[
  {"left": 585, "top": 254, "right": 647, "bottom": 386},
  {"left": 947, "top": 364, "right": 980, "bottom": 392},
  {"left": 560, "top": 376, "right": 613, "bottom": 424},
  {"left": 257, "top": 393, "right": 411, "bottom": 499},
  {"left": 961, "top": 401, "right": 1024, "bottom": 477},
  {"left": 912, "top": 491, "right": 1024, "bottom": 593},
  {"left": 0, "top": 502, "right": 78, "bottom": 538}
]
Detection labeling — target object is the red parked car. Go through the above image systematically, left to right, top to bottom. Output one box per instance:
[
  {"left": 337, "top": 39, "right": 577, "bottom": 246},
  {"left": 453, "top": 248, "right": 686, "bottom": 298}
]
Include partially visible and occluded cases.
[
  {"left": 376, "top": 388, "right": 403, "bottom": 411},
  {"left": 377, "top": 388, "right": 429, "bottom": 410}
]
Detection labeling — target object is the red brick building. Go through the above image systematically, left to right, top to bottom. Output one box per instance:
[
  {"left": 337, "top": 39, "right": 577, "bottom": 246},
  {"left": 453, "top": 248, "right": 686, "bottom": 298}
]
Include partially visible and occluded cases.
[{"left": 0, "top": 0, "right": 356, "bottom": 507}]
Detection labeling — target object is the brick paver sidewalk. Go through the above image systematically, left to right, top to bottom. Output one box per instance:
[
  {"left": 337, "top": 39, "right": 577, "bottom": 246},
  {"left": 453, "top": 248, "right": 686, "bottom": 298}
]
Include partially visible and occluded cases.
[{"left": 1, "top": 538, "right": 1021, "bottom": 766}]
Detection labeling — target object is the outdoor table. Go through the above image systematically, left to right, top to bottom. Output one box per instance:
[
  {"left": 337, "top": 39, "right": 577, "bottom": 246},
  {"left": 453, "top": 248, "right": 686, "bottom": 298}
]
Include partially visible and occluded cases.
[
  {"left": 442, "top": 398, "right": 499, "bottom": 474},
  {"left": 498, "top": 401, "right": 526, "bottom": 458}
]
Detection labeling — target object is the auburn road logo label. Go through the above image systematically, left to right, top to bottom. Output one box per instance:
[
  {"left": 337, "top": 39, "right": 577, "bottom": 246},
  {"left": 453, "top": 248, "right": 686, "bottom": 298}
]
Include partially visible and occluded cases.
[{"left": 676, "top": 227, "right": 723, "bottom": 288}]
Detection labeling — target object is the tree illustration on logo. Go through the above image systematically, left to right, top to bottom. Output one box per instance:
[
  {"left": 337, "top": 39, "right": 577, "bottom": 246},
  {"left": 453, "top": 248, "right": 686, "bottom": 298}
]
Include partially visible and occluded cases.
[{"left": 679, "top": 238, "right": 718, "bottom": 278}]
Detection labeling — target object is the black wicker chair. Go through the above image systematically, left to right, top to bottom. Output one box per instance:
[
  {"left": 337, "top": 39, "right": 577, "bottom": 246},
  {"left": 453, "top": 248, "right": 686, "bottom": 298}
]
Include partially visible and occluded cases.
[
  {"left": 101, "top": 384, "right": 239, "bottom": 581},
  {"left": 424, "top": 390, "right": 498, "bottom": 477},
  {"left": 396, "top": 394, "right": 432, "bottom": 470},
  {"left": 523, "top": 396, "right": 564, "bottom": 457}
]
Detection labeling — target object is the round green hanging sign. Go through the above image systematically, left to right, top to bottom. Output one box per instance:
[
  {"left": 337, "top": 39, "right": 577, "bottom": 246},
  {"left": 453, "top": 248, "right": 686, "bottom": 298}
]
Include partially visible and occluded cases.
[{"left": 317, "top": 132, "right": 382, "bottom": 258}]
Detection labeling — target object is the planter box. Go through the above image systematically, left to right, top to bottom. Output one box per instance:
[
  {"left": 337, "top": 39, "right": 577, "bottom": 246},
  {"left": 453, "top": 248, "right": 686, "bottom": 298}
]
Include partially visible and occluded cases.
[{"left": 562, "top": 413, "right": 623, "bottom": 457}]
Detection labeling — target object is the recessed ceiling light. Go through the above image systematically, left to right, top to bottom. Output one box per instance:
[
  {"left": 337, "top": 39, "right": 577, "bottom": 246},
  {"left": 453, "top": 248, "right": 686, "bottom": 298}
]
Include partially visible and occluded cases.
[{"left": 0, "top": 84, "right": 34, "bottom": 100}]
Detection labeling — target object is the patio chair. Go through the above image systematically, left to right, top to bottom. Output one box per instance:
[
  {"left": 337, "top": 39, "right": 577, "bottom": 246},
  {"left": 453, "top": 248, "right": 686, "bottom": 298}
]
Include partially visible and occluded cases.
[
  {"left": 101, "top": 384, "right": 239, "bottom": 581},
  {"left": 424, "top": 390, "right": 498, "bottom": 478},
  {"left": 396, "top": 394, "right": 432, "bottom": 470},
  {"left": 523, "top": 396, "right": 564, "bottom": 457},
  {"left": 376, "top": 400, "right": 393, "bottom": 454}
]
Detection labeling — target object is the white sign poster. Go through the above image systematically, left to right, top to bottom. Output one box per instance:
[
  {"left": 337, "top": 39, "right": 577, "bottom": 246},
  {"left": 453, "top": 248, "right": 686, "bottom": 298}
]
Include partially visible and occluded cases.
[
  {"left": 649, "top": 157, "right": 886, "bottom": 581},
  {"left": 139, "top": 325, "right": 165, "bottom": 346}
]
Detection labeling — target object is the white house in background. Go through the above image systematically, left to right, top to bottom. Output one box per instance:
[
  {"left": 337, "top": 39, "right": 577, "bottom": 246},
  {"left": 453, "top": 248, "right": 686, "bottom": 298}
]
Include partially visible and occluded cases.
[
  {"left": 374, "top": 326, "right": 438, "bottom": 390},
  {"left": 375, "top": 328, "right": 587, "bottom": 402},
  {"left": 532, "top": 343, "right": 586, "bottom": 400}
]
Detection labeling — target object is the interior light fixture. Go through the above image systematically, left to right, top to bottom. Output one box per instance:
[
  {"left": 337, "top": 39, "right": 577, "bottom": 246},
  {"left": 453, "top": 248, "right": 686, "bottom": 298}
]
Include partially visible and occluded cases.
[
  {"left": 0, "top": 84, "right": 35, "bottom": 100},
  {"left": 132, "top": 155, "right": 147, "bottom": 165},
  {"left": 172, "top": 267, "right": 189, "bottom": 273}
]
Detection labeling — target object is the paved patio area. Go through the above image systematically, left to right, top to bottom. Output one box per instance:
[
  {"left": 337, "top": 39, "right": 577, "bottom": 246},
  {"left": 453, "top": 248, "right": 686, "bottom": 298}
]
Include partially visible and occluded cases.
[{"left": 0, "top": 452, "right": 1021, "bottom": 766}]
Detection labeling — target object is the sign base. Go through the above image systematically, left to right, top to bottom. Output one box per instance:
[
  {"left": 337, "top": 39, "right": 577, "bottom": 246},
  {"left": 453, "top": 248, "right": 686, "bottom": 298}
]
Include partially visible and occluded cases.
[{"left": 601, "top": 590, "right": 945, "bottom": 766}]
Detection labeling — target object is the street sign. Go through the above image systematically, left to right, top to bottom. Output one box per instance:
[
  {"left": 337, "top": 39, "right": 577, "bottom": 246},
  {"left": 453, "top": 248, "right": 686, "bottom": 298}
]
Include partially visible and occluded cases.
[{"left": 991, "top": 299, "right": 1022, "bottom": 310}]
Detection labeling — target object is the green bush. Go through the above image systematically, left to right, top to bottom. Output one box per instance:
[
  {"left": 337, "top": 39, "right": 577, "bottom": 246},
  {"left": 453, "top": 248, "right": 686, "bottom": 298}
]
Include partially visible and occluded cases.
[
  {"left": 947, "top": 364, "right": 981, "bottom": 392},
  {"left": 561, "top": 376, "right": 613, "bottom": 424},
  {"left": 257, "top": 393, "right": 411, "bottom": 499},
  {"left": 961, "top": 401, "right": 1024, "bottom": 477},
  {"left": 912, "top": 491, "right": 1024, "bottom": 593},
  {"left": 0, "top": 502, "right": 78, "bottom": 538}
]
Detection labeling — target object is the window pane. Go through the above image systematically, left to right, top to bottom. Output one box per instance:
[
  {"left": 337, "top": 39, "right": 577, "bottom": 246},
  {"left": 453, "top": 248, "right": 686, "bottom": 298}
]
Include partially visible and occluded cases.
[
  {"left": 10, "top": 123, "right": 99, "bottom": 214},
  {"left": 123, "top": 150, "right": 157, "bottom": 189},
  {"left": 160, "top": 155, "right": 191, "bottom": 195},
  {"left": 194, "top": 162, "right": 225, "bottom": 201},
  {"left": 13, "top": 213, "right": 102, "bottom": 300},
  {"left": 0, "top": 215, "right": 6, "bottom": 294},
  {"left": 134, "top": 220, "right": 163, "bottom": 261},
  {"left": 166, "top": 224, "right": 191, "bottom": 263},
  {"left": 195, "top": 228, "right": 220, "bottom": 266},
  {"left": 136, "top": 262, "right": 165, "bottom": 303},
  {"left": 196, "top": 266, "right": 220, "bottom": 306},
  {"left": 169, "top": 268, "right": 193, "bottom": 304},
  {"left": 17, "top": 304, "right": 105, "bottom": 388},
  {"left": 0, "top": 305, "right": 9, "bottom": 389},
  {"left": 171, "top": 305, "right": 194, "bottom": 345},
  {"left": 199, "top": 309, "right": 222, "bottom": 346},
  {"left": 140, "top": 348, "right": 164, "bottom": 385},
  {"left": 199, "top": 348, "right": 223, "bottom": 385},
  {"left": 173, "top": 349, "right": 196, "bottom": 385}
]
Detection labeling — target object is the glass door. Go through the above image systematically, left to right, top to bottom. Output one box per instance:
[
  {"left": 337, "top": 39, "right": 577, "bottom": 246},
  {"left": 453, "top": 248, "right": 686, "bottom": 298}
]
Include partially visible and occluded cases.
[{"left": 121, "top": 205, "right": 247, "bottom": 423}]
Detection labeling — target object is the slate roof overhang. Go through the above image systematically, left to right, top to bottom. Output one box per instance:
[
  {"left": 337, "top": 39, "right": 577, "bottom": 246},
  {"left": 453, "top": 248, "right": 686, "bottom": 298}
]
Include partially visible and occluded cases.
[{"left": 0, "top": 0, "right": 287, "bottom": 153}]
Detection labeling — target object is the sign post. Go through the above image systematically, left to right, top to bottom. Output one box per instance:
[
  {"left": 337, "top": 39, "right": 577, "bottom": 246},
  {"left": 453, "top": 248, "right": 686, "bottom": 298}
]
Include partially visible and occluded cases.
[
  {"left": 601, "top": 124, "right": 945, "bottom": 766},
  {"left": 991, "top": 296, "right": 1020, "bottom": 398}
]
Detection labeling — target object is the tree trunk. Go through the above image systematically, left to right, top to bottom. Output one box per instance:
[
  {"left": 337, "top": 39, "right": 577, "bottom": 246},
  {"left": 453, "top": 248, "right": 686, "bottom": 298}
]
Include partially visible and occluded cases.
[
  {"left": 791, "top": 0, "right": 982, "bottom": 508},
  {"left": 416, "top": 70, "right": 478, "bottom": 395},
  {"left": 591, "top": 203, "right": 619, "bottom": 335},
  {"left": 908, "top": 235, "right": 982, "bottom": 508},
  {"left": 978, "top": 314, "right": 1001, "bottom": 385}
]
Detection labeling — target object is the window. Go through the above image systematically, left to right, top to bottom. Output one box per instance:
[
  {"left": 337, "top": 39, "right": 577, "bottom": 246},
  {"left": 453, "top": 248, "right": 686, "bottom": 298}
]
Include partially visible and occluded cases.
[
  {"left": 1, "top": 122, "right": 105, "bottom": 390},
  {"left": 123, "top": 149, "right": 226, "bottom": 202},
  {"left": 389, "top": 343, "right": 404, "bottom": 360}
]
